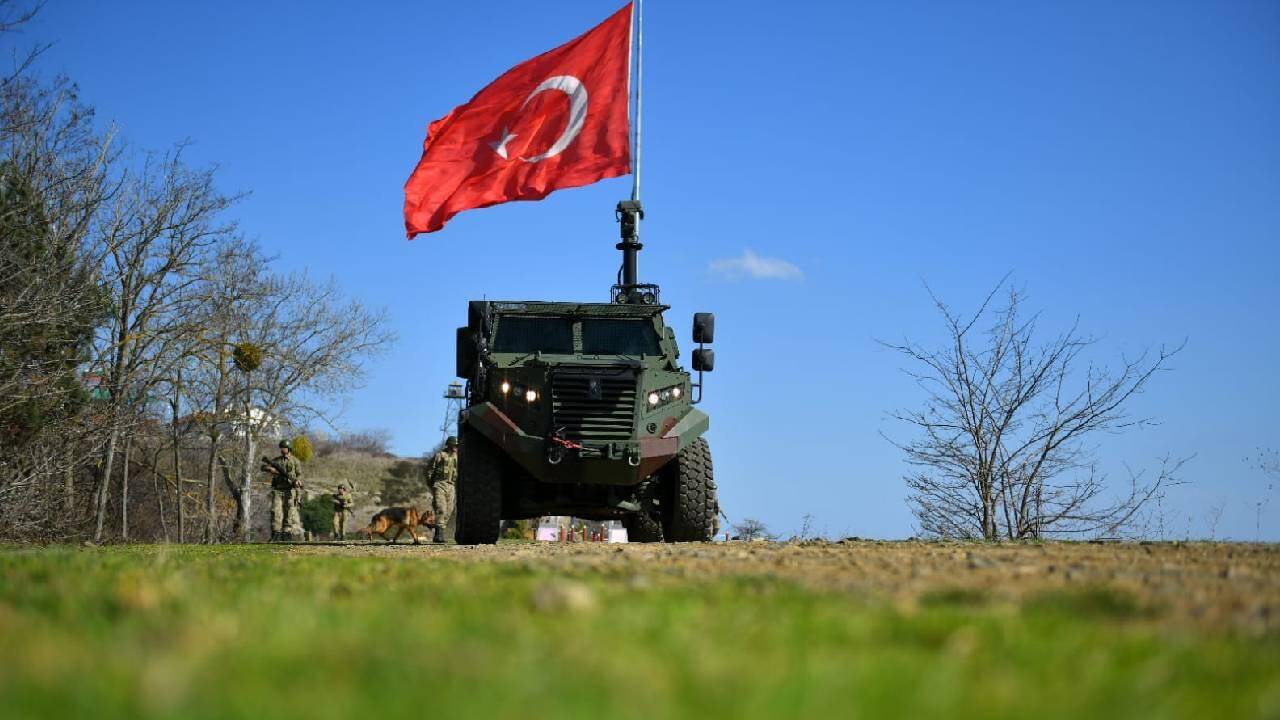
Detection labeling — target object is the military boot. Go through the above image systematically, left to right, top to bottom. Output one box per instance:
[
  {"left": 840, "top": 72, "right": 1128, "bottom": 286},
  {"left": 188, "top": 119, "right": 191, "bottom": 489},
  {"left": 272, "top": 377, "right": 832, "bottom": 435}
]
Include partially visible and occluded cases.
[{"left": 433, "top": 527, "right": 445, "bottom": 544}]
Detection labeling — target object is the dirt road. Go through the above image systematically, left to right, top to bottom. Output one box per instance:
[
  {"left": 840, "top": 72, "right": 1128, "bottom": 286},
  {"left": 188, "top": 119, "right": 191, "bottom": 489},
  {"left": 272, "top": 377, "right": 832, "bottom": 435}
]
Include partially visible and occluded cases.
[{"left": 295, "top": 540, "right": 1279, "bottom": 633}]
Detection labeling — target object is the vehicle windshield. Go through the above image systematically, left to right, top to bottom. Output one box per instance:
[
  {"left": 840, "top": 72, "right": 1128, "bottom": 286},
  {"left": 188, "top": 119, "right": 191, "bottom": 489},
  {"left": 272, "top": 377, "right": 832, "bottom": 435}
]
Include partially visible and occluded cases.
[
  {"left": 492, "top": 316, "right": 574, "bottom": 354},
  {"left": 581, "top": 319, "right": 661, "bottom": 356}
]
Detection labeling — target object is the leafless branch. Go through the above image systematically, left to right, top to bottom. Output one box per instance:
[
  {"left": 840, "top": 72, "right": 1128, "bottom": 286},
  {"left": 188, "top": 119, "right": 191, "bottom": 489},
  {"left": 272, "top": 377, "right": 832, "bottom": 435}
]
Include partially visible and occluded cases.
[{"left": 883, "top": 279, "right": 1188, "bottom": 540}]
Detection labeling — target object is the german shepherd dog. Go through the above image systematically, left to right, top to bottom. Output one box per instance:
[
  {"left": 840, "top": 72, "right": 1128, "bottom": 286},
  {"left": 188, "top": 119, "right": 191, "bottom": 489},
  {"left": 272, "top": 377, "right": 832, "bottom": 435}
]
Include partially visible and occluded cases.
[{"left": 362, "top": 507, "right": 437, "bottom": 544}]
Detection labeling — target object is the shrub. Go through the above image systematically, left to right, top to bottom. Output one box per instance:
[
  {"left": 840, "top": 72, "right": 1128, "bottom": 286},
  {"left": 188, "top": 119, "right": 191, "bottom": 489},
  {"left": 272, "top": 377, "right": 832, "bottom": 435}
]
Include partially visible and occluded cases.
[
  {"left": 291, "top": 435, "right": 314, "bottom": 463},
  {"left": 300, "top": 494, "right": 333, "bottom": 536}
]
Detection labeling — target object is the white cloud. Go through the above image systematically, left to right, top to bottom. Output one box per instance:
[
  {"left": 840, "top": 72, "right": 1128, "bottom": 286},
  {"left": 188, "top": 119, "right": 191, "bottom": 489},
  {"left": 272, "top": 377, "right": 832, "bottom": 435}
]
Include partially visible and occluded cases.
[{"left": 708, "top": 249, "right": 803, "bottom": 281}]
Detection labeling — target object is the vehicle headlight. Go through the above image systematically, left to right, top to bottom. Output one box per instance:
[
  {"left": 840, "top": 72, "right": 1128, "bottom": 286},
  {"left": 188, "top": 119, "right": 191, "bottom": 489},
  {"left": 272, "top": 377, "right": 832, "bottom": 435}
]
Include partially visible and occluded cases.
[
  {"left": 500, "top": 381, "right": 511, "bottom": 394},
  {"left": 646, "top": 385, "right": 687, "bottom": 409},
  {"left": 525, "top": 389, "right": 538, "bottom": 402}
]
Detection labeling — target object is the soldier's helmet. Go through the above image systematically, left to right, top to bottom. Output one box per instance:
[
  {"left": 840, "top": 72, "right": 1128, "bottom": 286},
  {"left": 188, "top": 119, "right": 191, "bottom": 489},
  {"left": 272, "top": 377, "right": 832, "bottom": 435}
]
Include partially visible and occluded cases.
[
  {"left": 445, "top": 436, "right": 458, "bottom": 448},
  {"left": 279, "top": 439, "right": 292, "bottom": 450}
]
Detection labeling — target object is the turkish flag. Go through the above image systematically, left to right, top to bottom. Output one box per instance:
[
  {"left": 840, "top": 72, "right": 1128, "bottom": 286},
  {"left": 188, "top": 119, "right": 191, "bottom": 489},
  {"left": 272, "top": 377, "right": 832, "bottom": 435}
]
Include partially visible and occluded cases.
[{"left": 403, "top": 4, "right": 632, "bottom": 237}]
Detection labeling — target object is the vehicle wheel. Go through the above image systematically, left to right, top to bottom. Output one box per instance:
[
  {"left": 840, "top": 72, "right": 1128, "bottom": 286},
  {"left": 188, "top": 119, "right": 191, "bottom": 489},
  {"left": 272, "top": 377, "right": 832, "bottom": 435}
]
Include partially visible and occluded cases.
[
  {"left": 455, "top": 425, "right": 502, "bottom": 545},
  {"left": 661, "top": 437, "right": 718, "bottom": 542},
  {"left": 623, "top": 480, "right": 664, "bottom": 542}
]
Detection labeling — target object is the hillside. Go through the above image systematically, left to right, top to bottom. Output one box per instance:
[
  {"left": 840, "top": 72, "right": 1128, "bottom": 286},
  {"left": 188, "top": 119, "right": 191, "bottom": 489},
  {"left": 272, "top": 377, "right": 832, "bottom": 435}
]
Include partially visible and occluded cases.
[{"left": 302, "top": 451, "right": 429, "bottom": 529}]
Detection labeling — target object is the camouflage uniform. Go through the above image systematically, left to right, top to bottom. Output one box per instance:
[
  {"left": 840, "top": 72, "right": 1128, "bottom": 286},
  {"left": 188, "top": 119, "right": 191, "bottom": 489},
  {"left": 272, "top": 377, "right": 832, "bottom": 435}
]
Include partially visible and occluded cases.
[
  {"left": 427, "top": 438, "right": 458, "bottom": 543},
  {"left": 268, "top": 452, "right": 304, "bottom": 540},
  {"left": 332, "top": 485, "right": 353, "bottom": 539}
]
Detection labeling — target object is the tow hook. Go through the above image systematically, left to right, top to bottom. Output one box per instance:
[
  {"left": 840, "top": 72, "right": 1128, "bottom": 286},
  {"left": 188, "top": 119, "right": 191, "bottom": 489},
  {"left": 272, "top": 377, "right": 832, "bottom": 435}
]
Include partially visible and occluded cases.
[{"left": 547, "top": 429, "right": 583, "bottom": 465}]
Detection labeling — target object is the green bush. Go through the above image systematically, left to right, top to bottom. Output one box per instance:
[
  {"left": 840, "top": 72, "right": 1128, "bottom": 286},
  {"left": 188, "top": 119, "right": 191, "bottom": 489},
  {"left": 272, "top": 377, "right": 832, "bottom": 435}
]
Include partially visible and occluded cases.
[{"left": 300, "top": 494, "right": 333, "bottom": 536}]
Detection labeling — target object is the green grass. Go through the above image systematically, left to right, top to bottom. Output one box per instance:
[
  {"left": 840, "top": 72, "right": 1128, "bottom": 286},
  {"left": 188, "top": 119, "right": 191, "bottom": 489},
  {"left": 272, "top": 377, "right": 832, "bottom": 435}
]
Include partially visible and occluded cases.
[{"left": 0, "top": 546, "right": 1276, "bottom": 719}]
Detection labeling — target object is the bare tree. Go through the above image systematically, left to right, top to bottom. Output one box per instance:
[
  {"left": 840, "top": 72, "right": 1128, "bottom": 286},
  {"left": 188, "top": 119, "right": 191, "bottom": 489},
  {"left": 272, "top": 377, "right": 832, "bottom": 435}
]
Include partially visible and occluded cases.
[
  {"left": 0, "top": 1, "right": 41, "bottom": 35},
  {"left": 1, "top": 1, "right": 50, "bottom": 87},
  {"left": 2, "top": 6, "right": 391, "bottom": 544},
  {"left": 2, "top": 7, "right": 390, "bottom": 544},
  {"left": 0, "top": 15, "right": 118, "bottom": 538},
  {"left": 89, "top": 148, "right": 238, "bottom": 542},
  {"left": 181, "top": 238, "right": 269, "bottom": 542},
  {"left": 176, "top": 241, "right": 393, "bottom": 541},
  {"left": 226, "top": 272, "right": 394, "bottom": 540},
  {"left": 884, "top": 280, "right": 1187, "bottom": 540},
  {"left": 152, "top": 359, "right": 196, "bottom": 541},
  {"left": 311, "top": 429, "right": 395, "bottom": 458},
  {"left": 338, "top": 429, "right": 395, "bottom": 456},
  {"left": 1246, "top": 448, "right": 1276, "bottom": 541},
  {"left": 1258, "top": 449, "right": 1280, "bottom": 480},
  {"left": 1204, "top": 496, "right": 1226, "bottom": 541},
  {"left": 792, "top": 513, "right": 818, "bottom": 541},
  {"left": 731, "top": 517, "right": 775, "bottom": 541}
]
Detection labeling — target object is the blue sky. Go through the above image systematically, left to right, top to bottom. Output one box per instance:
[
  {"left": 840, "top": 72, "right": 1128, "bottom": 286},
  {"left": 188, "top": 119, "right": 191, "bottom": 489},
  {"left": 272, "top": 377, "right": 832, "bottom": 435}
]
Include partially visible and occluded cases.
[{"left": 23, "top": 0, "right": 1280, "bottom": 539}]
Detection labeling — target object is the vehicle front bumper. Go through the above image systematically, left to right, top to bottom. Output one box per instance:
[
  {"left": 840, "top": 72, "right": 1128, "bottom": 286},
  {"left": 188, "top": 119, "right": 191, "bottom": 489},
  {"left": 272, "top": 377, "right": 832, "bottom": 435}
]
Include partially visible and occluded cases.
[{"left": 461, "top": 402, "right": 709, "bottom": 486}]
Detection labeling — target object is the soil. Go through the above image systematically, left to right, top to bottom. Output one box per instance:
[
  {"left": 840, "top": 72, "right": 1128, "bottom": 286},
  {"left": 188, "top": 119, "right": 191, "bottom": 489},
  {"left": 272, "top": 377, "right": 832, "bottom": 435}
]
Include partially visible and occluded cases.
[{"left": 293, "top": 540, "right": 1279, "bottom": 633}]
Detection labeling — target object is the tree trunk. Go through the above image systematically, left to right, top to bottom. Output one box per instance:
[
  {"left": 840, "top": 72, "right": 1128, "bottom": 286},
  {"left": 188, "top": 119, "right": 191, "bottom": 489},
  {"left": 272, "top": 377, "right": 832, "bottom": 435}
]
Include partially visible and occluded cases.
[
  {"left": 96, "top": 301, "right": 131, "bottom": 544},
  {"left": 204, "top": 352, "right": 228, "bottom": 544},
  {"left": 172, "top": 374, "right": 184, "bottom": 543},
  {"left": 237, "top": 377, "right": 255, "bottom": 542},
  {"left": 93, "top": 427, "right": 119, "bottom": 543},
  {"left": 237, "top": 433, "right": 256, "bottom": 541},
  {"left": 205, "top": 434, "right": 219, "bottom": 543},
  {"left": 121, "top": 436, "right": 131, "bottom": 541},
  {"left": 174, "top": 448, "right": 184, "bottom": 543},
  {"left": 218, "top": 454, "right": 245, "bottom": 535},
  {"left": 152, "top": 463, "right": 170, "bottom": 542},
  {"left": 63, "top": 464, "right": 74, "bottom": 516},
  {"left": 1033, "top": 485, "right": 1044, "bottom": 540},
  {"left": 981, "top": 487, "right": 997, "bottom": 540}
]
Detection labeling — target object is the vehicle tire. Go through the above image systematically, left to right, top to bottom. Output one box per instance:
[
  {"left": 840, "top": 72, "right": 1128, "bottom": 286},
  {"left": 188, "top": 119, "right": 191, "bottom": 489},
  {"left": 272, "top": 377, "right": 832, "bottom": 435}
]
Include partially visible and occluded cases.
[
  {"left": 454, "top": 425, "right": 502, "bottom": 545},
  {"left": 660, "top": 437, "right": 718, "bottom": 542},
  {"left": 623, "top": 480, "right": 664, "bottom": 542}
]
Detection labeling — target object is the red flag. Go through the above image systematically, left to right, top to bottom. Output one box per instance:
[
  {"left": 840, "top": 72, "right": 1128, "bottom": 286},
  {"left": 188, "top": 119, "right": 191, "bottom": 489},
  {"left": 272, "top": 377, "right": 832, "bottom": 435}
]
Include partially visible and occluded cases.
[{"left": 403, "top": 4, "right": 632, "bottom": 237}]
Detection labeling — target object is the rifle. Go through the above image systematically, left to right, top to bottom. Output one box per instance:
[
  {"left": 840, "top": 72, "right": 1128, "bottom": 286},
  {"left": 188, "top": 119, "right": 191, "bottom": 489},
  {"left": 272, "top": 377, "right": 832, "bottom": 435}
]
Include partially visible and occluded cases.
[
  {"left": 260, "top": 456, "right": 302, "bottom": 489},
  {"left": 333, "top": 493, "right": 355, "bottom": 515}
]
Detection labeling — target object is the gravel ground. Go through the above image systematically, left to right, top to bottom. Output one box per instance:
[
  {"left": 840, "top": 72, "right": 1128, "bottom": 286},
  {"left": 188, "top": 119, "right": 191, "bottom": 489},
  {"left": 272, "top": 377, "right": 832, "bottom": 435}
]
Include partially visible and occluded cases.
[{"left": 292, "top": 540, "right": 1280, "bottom": 633}]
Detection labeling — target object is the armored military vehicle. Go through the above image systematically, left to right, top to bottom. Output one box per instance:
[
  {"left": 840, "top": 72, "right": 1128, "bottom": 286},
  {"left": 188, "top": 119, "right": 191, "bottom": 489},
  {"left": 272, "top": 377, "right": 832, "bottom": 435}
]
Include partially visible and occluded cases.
[{"left": 452, "top": 201, "right": 718, "bottom": 543}]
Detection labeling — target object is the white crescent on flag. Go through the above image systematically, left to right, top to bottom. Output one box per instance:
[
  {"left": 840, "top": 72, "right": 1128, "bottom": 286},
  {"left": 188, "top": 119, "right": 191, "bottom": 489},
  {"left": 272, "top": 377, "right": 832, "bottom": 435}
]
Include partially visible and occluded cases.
[{"left": 519, "top": 75, "right": 589, "bottom": 163}]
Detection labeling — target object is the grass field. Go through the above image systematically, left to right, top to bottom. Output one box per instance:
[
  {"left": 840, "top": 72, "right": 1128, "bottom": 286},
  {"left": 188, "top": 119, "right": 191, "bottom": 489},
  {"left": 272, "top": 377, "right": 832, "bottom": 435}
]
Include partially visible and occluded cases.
[{"left": 1, "top": 541, "right": 1277, "bottom": 719}]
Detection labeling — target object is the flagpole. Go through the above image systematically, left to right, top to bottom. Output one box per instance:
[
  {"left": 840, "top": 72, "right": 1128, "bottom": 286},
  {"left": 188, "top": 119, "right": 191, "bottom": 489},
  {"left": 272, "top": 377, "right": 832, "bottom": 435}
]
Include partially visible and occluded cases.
[
  {"left": 616, "top": 0, "right": 644, "bottom": 300},
  {"left": 631, "top": 0, "right": 642, "bottom": 203}
]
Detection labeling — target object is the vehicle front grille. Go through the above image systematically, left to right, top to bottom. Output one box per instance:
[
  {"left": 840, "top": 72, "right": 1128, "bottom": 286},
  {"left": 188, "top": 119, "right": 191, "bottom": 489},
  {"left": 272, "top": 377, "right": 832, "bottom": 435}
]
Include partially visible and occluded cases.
[{"left": 550, "top": 370, "right": 637, "bottom": 441}]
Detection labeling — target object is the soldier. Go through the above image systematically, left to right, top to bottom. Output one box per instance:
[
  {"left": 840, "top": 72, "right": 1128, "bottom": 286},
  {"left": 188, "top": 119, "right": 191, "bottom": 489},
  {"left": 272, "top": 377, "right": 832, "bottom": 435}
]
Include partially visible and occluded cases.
[
  {"left": 426, "top": 436, "right": 458, "bottom": 543},
  {"left": 264, "top": 439, "right": 304, "bottom": 541},
  {"left": 332, "top": 483, "right": 354, "bottom": 540}
]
